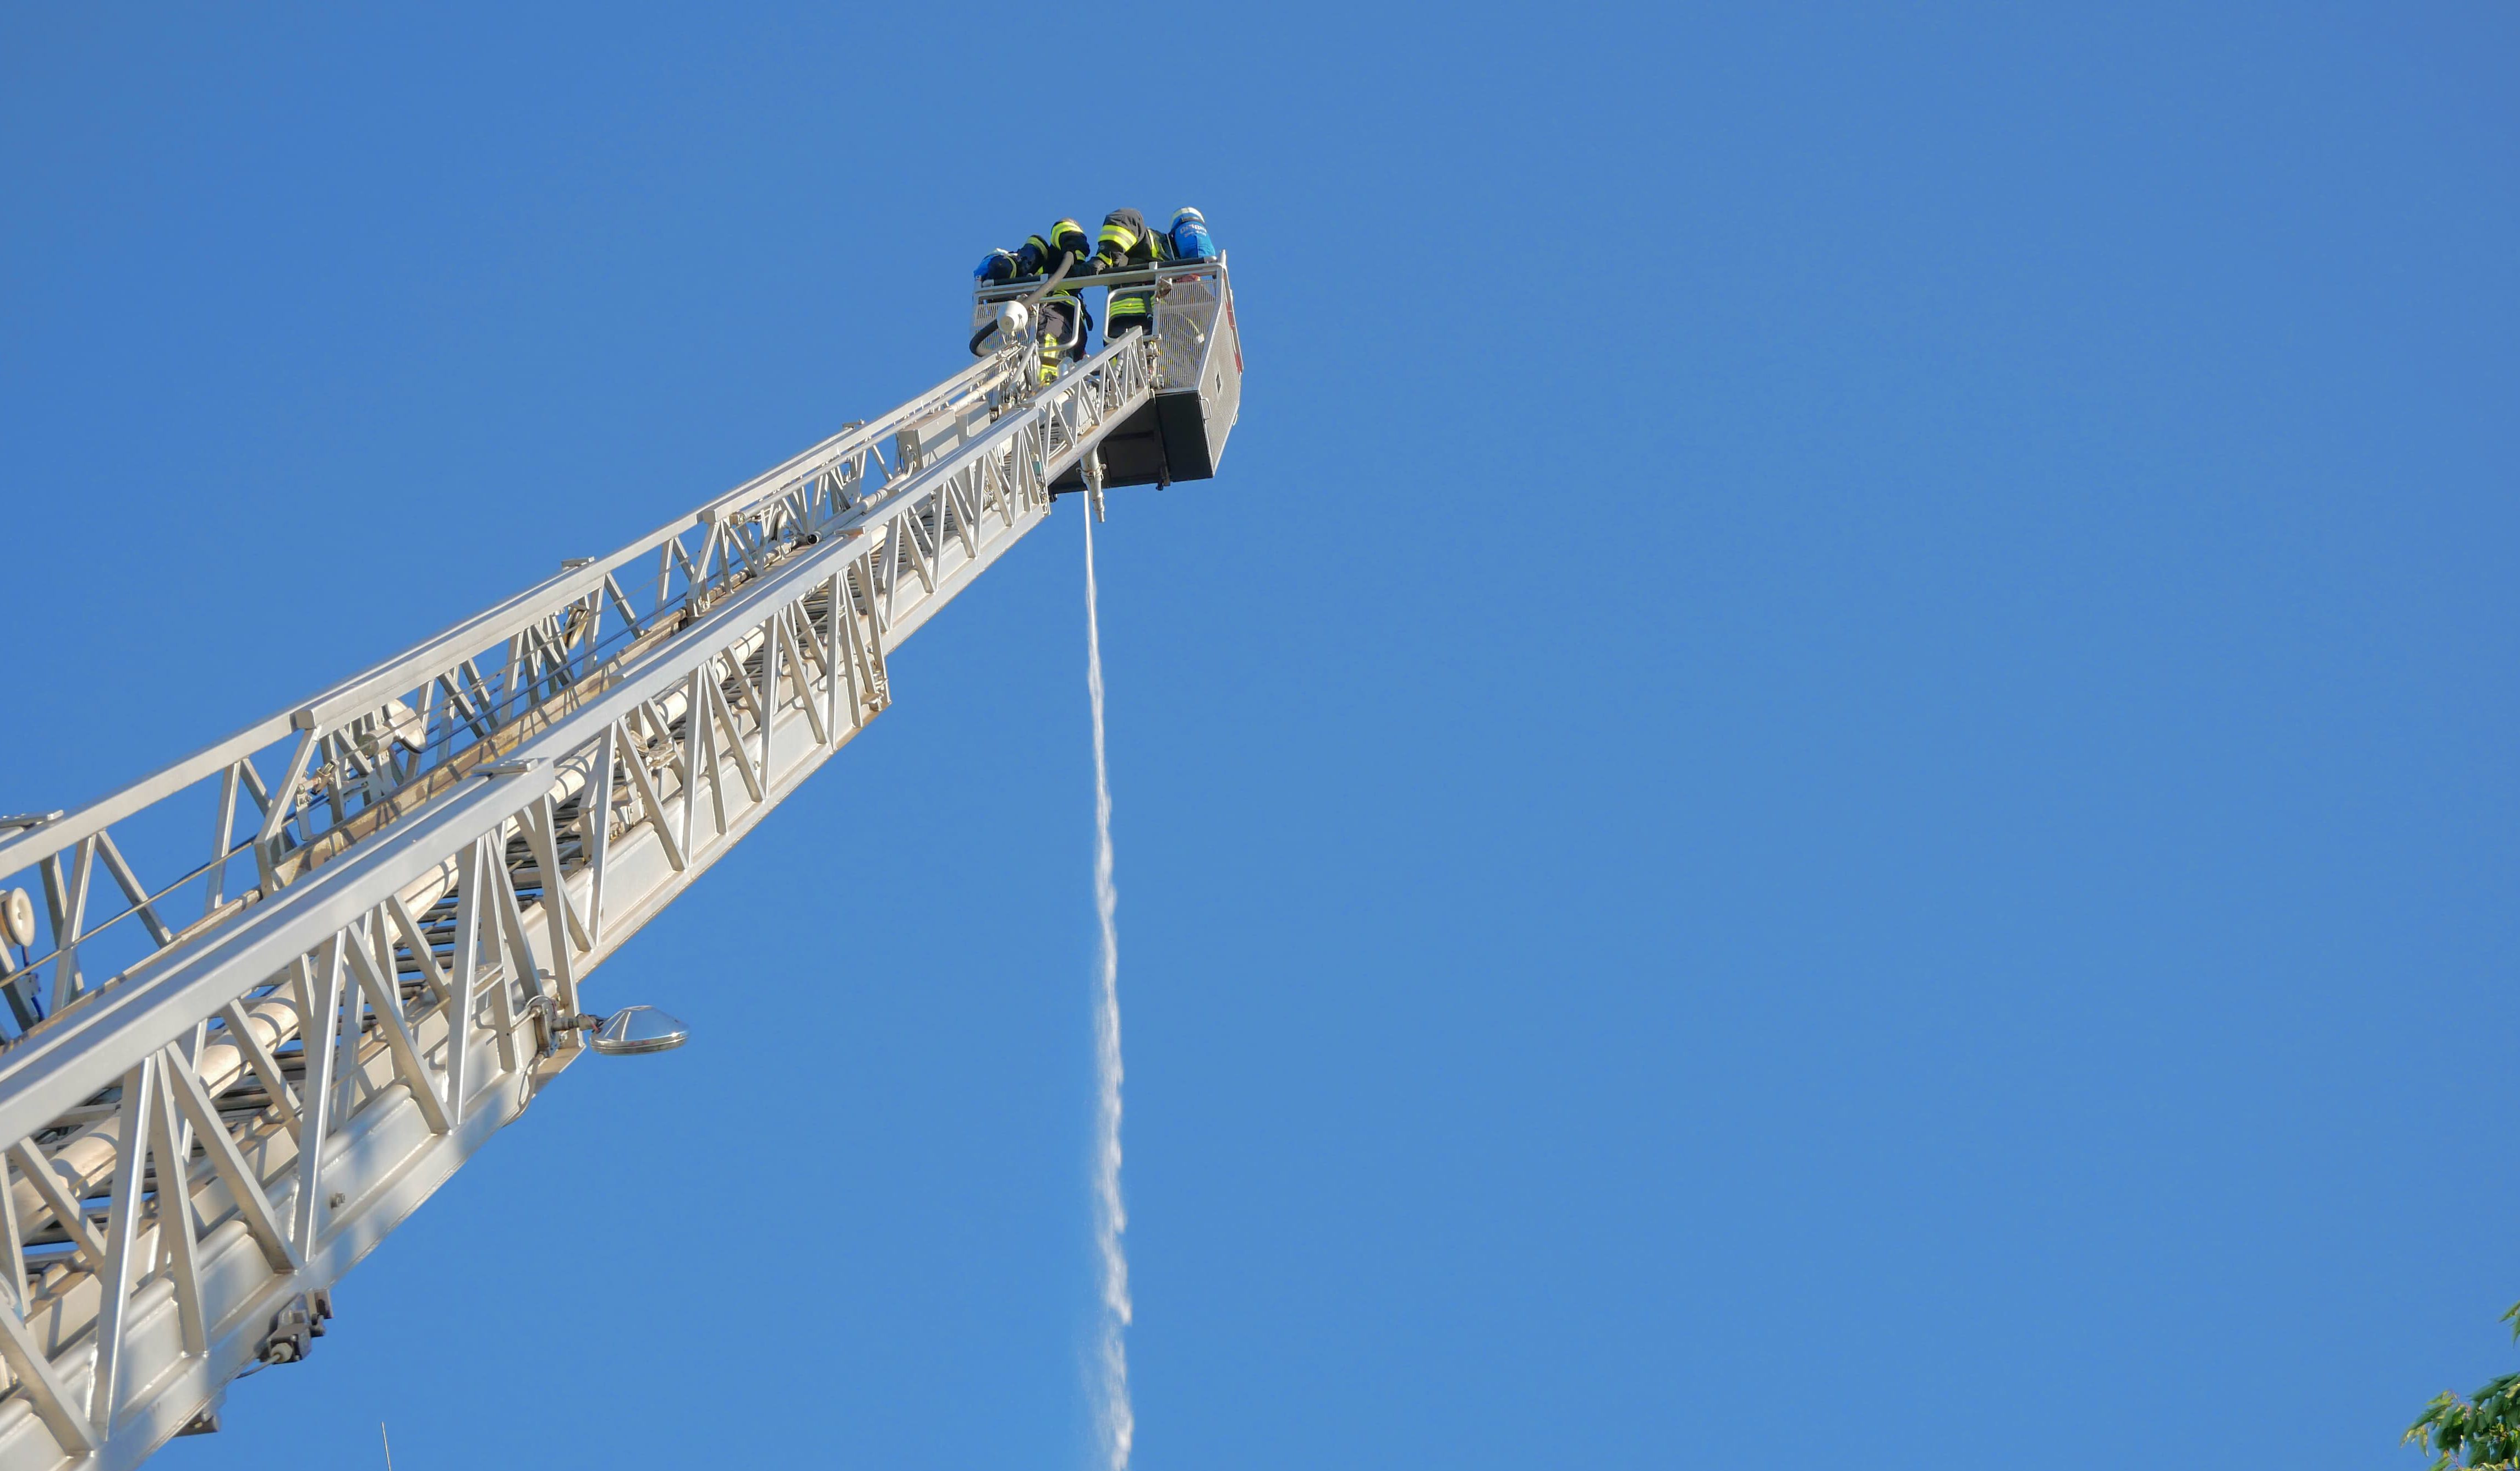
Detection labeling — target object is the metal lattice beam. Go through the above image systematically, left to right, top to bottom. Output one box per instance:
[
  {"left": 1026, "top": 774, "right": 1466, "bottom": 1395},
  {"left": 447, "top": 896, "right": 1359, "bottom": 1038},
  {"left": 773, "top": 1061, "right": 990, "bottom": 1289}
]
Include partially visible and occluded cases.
[{"left": 0, "top": 326, "right": 1170, "bottom": 1469}]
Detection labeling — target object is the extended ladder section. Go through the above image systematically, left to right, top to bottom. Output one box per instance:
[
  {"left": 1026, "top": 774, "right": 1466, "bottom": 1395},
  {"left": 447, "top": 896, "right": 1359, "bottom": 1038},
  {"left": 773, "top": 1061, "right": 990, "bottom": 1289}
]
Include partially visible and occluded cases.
[{"left": 0, "top": 256, "right": 1234, "bottom": 1469}]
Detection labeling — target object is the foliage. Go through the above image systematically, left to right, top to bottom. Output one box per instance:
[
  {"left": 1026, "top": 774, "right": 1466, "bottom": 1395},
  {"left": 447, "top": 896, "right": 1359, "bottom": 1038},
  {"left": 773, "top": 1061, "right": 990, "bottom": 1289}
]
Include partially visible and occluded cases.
[{"left": 2407, "top": 1304, "right": 2520, "bottom": 1470}]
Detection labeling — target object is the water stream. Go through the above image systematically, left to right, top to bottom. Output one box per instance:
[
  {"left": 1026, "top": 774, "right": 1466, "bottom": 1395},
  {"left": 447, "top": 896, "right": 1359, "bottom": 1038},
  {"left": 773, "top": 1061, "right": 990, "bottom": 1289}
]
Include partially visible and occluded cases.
[{"left": 1083, "top": 511, "right": 1133, "bottom": 1470}]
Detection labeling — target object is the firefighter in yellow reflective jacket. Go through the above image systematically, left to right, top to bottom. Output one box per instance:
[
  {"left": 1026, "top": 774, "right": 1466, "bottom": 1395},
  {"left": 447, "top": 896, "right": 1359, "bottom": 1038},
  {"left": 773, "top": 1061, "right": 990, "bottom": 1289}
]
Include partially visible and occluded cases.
[
  {"left": 1089, "top": 208, "right": 1171, "bottom": 344},
  {"left": 1012, "top": 218, "right": 1094, "bottom": 384}
]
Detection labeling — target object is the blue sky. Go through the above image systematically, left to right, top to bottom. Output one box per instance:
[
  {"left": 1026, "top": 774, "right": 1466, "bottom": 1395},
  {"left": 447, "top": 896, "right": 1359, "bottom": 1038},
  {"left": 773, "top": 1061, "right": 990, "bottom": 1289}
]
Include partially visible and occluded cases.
[{"left": 2, "top": 4, "right": 2514, "bottom": 1467}]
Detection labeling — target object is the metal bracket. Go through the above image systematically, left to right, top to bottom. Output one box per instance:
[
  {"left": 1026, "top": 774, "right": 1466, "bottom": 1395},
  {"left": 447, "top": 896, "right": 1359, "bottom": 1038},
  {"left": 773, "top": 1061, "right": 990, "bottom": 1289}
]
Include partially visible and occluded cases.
[
  {"left": 523, "top": 995, "right": 592, "bottom": 1059},
  {"left": 259, "top": 1289, "right": 333, "bottom": 1366}
]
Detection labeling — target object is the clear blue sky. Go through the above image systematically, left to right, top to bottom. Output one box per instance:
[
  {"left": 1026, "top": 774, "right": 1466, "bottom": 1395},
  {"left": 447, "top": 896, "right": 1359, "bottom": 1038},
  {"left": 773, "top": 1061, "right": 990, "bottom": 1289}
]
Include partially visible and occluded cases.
[{"left": 3, "top": 6, "right": 2514, "bottom": 1468}]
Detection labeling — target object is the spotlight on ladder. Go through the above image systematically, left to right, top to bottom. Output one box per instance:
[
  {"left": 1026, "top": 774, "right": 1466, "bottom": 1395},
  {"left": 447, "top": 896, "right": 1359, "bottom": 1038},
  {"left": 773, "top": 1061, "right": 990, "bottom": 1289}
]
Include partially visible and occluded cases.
[
  {"left": 1, "top": 888, "right": 32, "bottom": 950},
  {"left": 538, "top": 1000, "right": 691, "bottom": 1057},
  {"left": 586, "top": 1005, "right": 691, "bottom": 1056}
]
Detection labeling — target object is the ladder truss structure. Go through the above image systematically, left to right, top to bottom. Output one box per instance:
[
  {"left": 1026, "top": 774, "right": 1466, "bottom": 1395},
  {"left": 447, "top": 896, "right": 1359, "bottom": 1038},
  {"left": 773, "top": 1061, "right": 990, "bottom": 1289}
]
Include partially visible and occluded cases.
[{"left": 0, "top": 255, "right": 1238, "bottom": 1469}]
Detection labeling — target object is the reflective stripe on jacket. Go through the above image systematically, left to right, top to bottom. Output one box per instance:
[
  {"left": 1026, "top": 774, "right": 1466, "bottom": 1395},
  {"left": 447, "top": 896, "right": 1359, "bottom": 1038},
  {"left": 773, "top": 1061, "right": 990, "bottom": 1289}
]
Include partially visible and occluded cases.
[
  {"left": 1095, "top": 208, "right": 1171, "bottom": 319},
  {"left": 1017, "top": 219, "right": 1092, "bottom": 299}
]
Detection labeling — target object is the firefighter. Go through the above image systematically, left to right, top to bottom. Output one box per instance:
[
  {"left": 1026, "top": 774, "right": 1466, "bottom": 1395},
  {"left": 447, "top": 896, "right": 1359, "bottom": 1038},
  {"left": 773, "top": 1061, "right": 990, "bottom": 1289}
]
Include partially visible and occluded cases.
[
  {"left": 1169, "top": 206, "right": 1217, "bottom": 261},
  {"left": 1089, "top": 208, "right": 1171, "bottom": 344},
  {"left": 1013, "top": 218, "right": 1094, "bottom": 384},
  {"left": 973, "top": 247, "right": 1021, "bottom": 287}
]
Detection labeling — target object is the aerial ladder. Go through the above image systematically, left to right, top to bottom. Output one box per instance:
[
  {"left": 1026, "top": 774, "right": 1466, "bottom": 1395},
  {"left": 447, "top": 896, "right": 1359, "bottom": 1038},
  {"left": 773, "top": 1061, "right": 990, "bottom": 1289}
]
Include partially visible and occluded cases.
[{"left": 0, "top": 256, "right": 1240, "bottom": 1468}]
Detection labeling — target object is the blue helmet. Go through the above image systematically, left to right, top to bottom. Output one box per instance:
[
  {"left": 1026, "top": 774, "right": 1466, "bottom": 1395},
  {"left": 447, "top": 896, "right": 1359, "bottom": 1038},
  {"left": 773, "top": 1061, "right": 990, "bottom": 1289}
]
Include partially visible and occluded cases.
[{"left": 1168, "top": 208, "right": 1217, "bottom": 262}]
